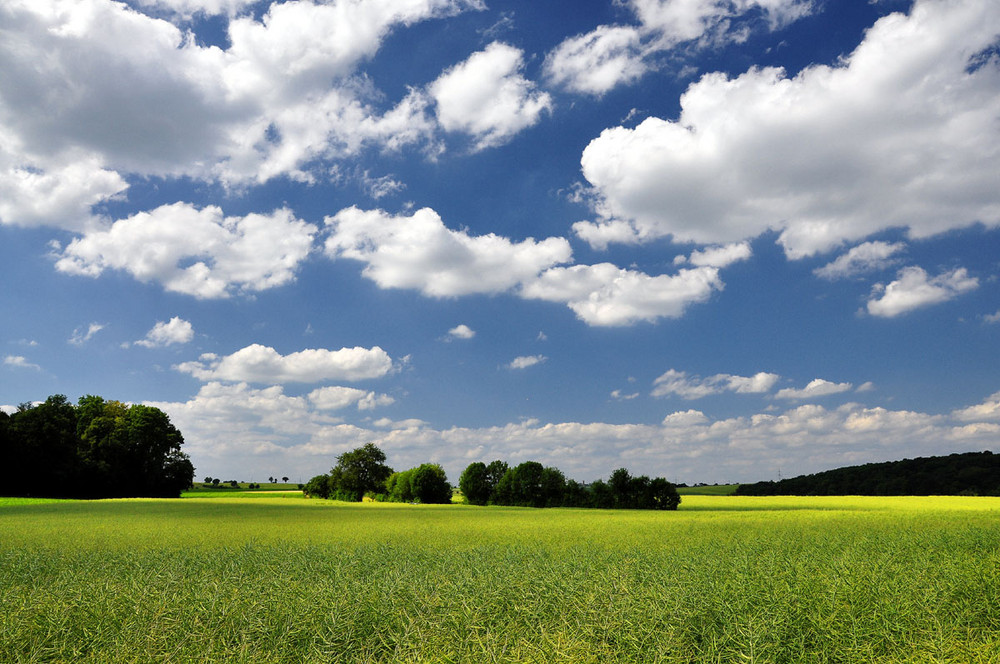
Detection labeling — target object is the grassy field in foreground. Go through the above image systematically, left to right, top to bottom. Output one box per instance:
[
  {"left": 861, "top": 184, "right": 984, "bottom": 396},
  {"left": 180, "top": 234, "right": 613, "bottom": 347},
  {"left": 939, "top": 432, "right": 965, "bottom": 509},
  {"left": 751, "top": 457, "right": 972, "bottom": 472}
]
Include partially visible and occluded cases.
[{"left": 1, "top": 494, "right": 999, "bottom": 663}]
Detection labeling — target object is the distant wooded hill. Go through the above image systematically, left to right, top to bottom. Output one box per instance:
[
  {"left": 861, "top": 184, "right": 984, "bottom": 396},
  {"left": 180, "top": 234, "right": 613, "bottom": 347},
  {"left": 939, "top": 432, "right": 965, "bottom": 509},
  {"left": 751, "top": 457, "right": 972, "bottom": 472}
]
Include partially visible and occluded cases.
[{"left": 736, "top": 451, "right": 1000, "bottom": 496}]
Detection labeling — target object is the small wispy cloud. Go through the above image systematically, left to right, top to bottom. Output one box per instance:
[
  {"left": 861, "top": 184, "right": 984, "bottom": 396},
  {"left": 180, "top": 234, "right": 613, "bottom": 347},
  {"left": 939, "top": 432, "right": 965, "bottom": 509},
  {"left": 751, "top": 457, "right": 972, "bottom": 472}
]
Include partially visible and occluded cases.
[
  {"left": 814, "top": 241, "right": 906, "bottom": 280},
  {"left": 69, "top": 322, "right": 105, "bottom": 346},
  {"left": 4, "top": 355, "right": 41, "bottom": 371},
  {"left": 507, "top": 355, "right": 546, "bottom": 370},
  {"left": 652, "top": 369, "right": 779, "bottom": 399},
  {"left": 775, "top": 378, "right": 853, "bottom": 400}
]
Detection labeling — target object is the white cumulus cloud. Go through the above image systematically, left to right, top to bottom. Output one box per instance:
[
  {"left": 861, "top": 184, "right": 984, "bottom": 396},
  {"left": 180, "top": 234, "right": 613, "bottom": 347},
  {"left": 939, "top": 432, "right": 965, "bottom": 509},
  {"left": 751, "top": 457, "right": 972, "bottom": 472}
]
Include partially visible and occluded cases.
[
  {"left": 0, "top": 0, "right": 483, "bottom": 230},
  {"left": 544, "top": 0, "right": 813, "bottom": 96},
  {"left": 574, "top": 0, "right": 1000, "bottom": 257},
  {"left": 543, "top": 25, "right": 647, "bottom": 96},
  {"left": 430, "top": 42, "right": 552, "bottom": 150},
  {"left": 55, "top": 203, "right": 317, "bottom": 298},
  {"left": 324, "top": 206, "right": 572, "bottom": 297},
  {"left": 814, "top": 241, "right": 907, "bottom": 280},
  {"left": 680, "top": 242, "right": 753, "bottom": 268},
  {"left": 522, "top": 263, "right": 724, "bottom": 326},
  {"left": 866, "top": 266, "right": 978, "bottom": 317},
  {"left": 134, "top": 317, "right": 195, "bottom": 348},
  {"left": 446, "top": 324, "right": 476, "bottom": 340},
  {"left": 175, "top": 344, "right": 394, "bottom": 384},
  {"left": 651, "top": 369, "right": 780, "bottom": 399},
  {"left": 775, "top": 378, "right": 854, "bottom": 400},
  {"left": 308, "top": 386, "right": 394, "bottom": 411},
  {"left": 952, "top": 392, "right": 1000, "bottom": 422},
  {"left": 661, "top": 409, "right": 709, "bottom": 427}
]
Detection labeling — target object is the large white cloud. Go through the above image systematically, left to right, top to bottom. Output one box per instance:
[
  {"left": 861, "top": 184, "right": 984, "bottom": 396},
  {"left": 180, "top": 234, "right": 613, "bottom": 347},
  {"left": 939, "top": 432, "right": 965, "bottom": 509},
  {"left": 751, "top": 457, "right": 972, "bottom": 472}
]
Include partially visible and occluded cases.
[
  {"left": 0, "top": 0, "right": 482, "bottom": 229},
  {"left": 544, "top": 0, "right": 813, "bottom": 96},
  {"left": 575, "top": 0, "right": 1000, "bottom": 257},
  {"left": 430, "top": 42, "right": 552, "bottom": 150},
  {"left": 54, "top": 203, "right": 316, "bottom": 298},
  {"left": 325, "top": 205, "right": 734, "bottom": 326},
  {"left": 324, "top": 206, "right": 572, "bottom": 297},
  {"left": 866, "top": 266, "right": 978, "bottom": 318},
  {"left": 175, "top": 343, "right": 394, "bottom": 383}
]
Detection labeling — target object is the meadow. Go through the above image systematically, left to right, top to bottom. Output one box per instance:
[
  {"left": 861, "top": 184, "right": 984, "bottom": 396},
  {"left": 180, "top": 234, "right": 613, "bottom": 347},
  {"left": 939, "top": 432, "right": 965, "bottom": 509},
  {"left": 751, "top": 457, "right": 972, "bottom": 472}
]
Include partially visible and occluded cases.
[{"left": 1, "top": 492, "right": 999, "bottom": 663}]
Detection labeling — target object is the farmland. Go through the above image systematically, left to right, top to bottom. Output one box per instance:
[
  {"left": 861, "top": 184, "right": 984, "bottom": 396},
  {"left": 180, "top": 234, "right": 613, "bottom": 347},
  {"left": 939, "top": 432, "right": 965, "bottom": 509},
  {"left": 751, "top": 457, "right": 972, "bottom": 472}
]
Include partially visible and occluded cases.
[{"left": 2, "top": 493, "right": 999, "bottom": 663}]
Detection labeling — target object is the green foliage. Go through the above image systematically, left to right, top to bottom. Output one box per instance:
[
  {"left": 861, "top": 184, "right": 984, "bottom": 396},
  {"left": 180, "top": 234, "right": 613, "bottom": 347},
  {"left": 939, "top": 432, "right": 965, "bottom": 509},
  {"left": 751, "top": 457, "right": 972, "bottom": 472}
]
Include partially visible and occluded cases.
[
  {"left": 1, "top": 394, "right": 193, "bottom": 498},
  {"left": 326, "top": 443, "right": 393, "bottom": 502},
  {"left": 737, "top": 451, "right": 1000, "bottom": 496},
  {"left": 460, "top": 460, "right": 680, "bottom": 510},
  {"left": 458, "top": 461, "right": 489, "bottom": 505},
  {"left": 410, "top": 463, "right": 451, "bottom": 504},
  {"left": 386, "top": 464, "right": 451, "bottom": 504},
  {"left": 385, "top": 469, "right": 414, "bottom": 502},
  {"left": 303, "top": 474, "right": 331, "bottom": 499}
]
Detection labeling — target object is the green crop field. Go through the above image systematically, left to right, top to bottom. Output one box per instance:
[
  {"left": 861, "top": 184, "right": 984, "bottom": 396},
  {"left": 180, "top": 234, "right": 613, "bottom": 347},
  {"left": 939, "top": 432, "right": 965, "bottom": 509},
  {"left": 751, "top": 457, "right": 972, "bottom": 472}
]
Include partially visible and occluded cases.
[{"left": 2, "top": 493, "right": 999, "bottom": 663}]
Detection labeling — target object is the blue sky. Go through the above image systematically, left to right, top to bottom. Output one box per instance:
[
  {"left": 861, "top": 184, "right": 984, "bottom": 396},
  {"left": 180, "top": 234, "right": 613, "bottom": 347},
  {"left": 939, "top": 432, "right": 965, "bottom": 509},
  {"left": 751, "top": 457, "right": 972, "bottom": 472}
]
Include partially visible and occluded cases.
[{"left": 2, "top": 0, "right": 999, "bottom": 485}]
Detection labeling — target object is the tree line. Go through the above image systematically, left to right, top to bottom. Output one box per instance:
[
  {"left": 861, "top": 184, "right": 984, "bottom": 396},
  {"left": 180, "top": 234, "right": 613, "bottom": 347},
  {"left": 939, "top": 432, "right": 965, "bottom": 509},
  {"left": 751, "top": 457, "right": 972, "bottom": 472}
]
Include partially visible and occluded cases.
[
  {"left": 0, "top": 394, "right": 194, "bottom": 498},
  {"left": 303, "top": 443, "right": 452, "bottom": 504},
  {"left": 304, "top": 444, "right": 680, "bottom": 510},
  {"left": 736, "top": 451, "right": 1000, "bottom": 496},
  {"left": 460, "top": 460, "right": 680, "bottom": 509}
]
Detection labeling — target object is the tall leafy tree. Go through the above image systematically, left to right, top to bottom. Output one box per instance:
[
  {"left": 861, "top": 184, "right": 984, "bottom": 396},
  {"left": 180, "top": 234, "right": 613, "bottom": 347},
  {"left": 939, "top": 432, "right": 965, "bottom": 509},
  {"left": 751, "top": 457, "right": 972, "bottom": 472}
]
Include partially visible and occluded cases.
[
  {"left": 328, "top": 443, "right": 393, "bottom": 501},
  {"left": 485, "top": 460, "right": 508, "bottom": 496},
  {"left": 459, "top": 462, "right": 489, "bottom": 505},
  {"left": 411, "top": 463, "right": 451, "bottom": 504},
  {"left": 540, "top": 466, "right": 566, "bottom": 508}
]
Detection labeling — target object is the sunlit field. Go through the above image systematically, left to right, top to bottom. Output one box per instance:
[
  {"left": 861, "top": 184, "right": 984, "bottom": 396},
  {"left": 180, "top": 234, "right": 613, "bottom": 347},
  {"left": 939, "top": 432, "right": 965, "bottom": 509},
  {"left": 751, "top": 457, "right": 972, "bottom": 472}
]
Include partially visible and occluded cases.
[{"left": 2, "top": 493, "right": 999, "bottom": 663}]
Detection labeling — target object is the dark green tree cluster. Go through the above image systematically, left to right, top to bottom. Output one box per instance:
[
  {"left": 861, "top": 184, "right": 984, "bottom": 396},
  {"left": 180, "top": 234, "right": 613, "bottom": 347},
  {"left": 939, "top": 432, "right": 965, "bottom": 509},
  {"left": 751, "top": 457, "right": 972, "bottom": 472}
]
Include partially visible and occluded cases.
[
  {"left": 0, "top": 394, "right": 194, "bottom": 498},
  {"left": 302, "top": 443, "right": 453, "bottom": 504},
  {"left": 736, "top": 451, "right": 1000, "bottom": 496},
  {"left": 460, "top": 461, "right": 680, "bottom": 510},
  {"left": 385, "top": 464, "right": 451, "bottom": 503}
]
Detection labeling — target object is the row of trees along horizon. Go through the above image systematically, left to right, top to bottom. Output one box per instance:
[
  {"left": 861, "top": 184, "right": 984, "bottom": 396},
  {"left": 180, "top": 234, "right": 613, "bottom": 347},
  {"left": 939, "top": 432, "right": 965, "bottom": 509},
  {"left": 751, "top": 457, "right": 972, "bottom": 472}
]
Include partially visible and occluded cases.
[
  {"left": 0, "top": 394, "right": 194, "bottom": 498},
  {"left": 304, "top": 443, "right": 681, "bottom": 510}
]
